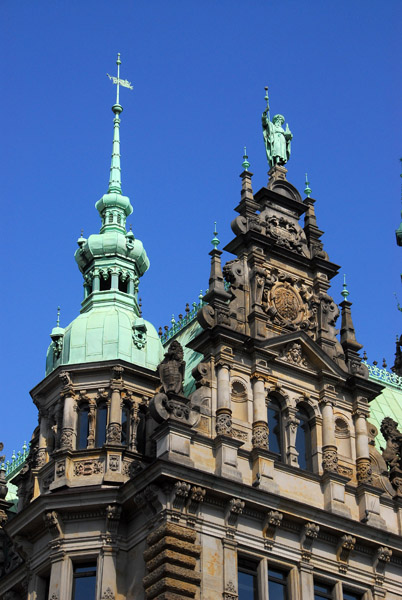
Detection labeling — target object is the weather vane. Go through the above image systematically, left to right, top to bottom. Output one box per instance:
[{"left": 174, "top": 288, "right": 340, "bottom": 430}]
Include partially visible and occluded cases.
[{"left": 107, "top": 53, "right": 133, "bottom": 105}]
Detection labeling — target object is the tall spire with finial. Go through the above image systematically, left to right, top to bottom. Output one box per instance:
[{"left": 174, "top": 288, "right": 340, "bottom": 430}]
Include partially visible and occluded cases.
[
  {"left": 95, "top": 53, "right": 134, "bottom": 232},
  {"left": 106, "top": 53, "right": 134, "bottom": 194},
  {"left": 203, "top": 223, "right": 231, "bottom": 308},
  {"left": 339, "top": 276, "right": 366, "bottom": 376}
]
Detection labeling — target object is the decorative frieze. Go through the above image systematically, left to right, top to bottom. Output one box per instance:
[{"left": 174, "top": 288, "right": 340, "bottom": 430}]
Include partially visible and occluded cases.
[{"left": 73, "top": 459, "right": 103, "bottom": 476}]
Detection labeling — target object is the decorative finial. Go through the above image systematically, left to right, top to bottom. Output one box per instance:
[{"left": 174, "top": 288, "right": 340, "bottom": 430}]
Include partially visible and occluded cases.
[
  {"left": 242, "top": 146, "right": 250, "bottom": 171},
  {"left": 304, "top": 173, "right": 312, "bottom": 198},
  {"left": 211, "top": 222, "right": 220, "bottom": 249},
  {"left": 341, "top": 274, "right": 350, "bottom": 300},
  {"left": 199, "top": 290, "right": 203, "bottom": 302},
  {"left": 138, "top": 297, "right": 142, "bottom": 317},
  {"left": 56, "top": 306, "right": 61, "bottom": 327}
]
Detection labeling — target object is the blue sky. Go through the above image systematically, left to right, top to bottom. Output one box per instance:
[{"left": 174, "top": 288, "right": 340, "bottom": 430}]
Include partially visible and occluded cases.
[{"left": 1, "top": 1, "right": 401, "bottom": 458}]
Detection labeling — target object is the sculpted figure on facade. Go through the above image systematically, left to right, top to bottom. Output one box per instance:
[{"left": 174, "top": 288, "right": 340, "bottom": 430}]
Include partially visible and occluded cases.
[
  {"left": 159, "top": 341, "right": 185, "bottom": 396},
  {"left": 380, "top": 417, "right": 402, "bottom": 496}
]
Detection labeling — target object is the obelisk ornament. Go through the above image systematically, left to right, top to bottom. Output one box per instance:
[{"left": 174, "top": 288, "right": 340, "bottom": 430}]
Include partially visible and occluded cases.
[{"left": 262, "top": 86, "right": 293, "bottom": 167}]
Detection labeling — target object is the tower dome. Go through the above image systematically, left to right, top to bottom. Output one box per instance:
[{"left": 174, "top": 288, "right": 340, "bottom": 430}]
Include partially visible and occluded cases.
[{"left": 46, "top": 53, "right": 163, "bottom": 375}]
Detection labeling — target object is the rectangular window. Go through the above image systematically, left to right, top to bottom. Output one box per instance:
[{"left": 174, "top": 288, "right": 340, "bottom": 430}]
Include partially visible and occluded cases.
[
  {"left": 238, "top": 557, "right": 258, "bottom": 600},
  {"left": 72, "top": 563, "right": 97, "bottom": 600},
  {"left": 268, "top": 567, "right": 287, "bottom": 600},
  {"left": 314, "top": 581, "right": 334, "bottom": 600},
  {"left": 343, "top": 591, "right": 362, "bottom": 600}
]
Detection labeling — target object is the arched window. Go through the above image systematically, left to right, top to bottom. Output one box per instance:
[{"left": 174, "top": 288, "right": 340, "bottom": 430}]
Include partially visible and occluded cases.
[
  {"left": 267, "top": 396, "right": 282, "bottom": 456},
  {"left": 95, "top": 404, "right": 107, "bottom": 447},
  {"left": 77, "top": 405, "right": 90, "bottom": 450},
  {"left": 121, "top": 405, "right": 130, "bottom": 446},
  {"left": 295, "top": 406, "right": 312, "bottom": 470}
]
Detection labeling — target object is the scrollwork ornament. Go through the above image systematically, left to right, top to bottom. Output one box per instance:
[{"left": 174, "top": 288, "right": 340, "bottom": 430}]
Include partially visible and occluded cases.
[
  {"left": 216, "top": 412, "right": 232, "bottom": 436},
  {"left": 252, "top": 424, "right": 269, "bottom": 449},
  {"left": 60, "top": 428, "right": 74, "bottom": 449},
  {"left": 322, "top": 447, "right": 338, "bottom": 473},
  {"left": 356, "top": 458, "right": 372, "bottom": 484}
]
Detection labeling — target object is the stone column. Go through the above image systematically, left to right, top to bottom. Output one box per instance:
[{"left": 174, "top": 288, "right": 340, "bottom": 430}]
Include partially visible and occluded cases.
[
  {"left": 92, "top": 269, "right": 100, "bottom": 292},
  {"left": 111, "top": 269, "right": 119, "bottom": 290},
  {"left": 127, "top": 275, "right": 135, "bottom": 296},
  {"left": 216, "top": 364, "right": 232, "bottom": 436},
  {"left": 251, "top": 376, "right": 268, "bottom": 449},
  {"left": 107, "top": 386, "right": 122, "bottom": 444},
  {"left": 60, "top": 394, "right": 77, "bottom": 450},
  {"left": 87, "top": 398, "right": 97, "bottom": 449},
  {"left": 320, "top": 398, "right": 338, "bottom": 473},
  {"left": 284, "top": 408, "right": 299, "bottom": 467},
  {"left": 36, "top": 409, "right": 48, "bottom": 468},
  {"left": 353, "top": 409, "right": 372, "bottom": 484},
  {"left": 222, "top": 538, "right": 238, "bottom": 600},
  {"left": 48, "top": 554, "right": 72, "bottom": 600},
  {"left": 299, "top": 564, "right": 314, "bottom": 600}
]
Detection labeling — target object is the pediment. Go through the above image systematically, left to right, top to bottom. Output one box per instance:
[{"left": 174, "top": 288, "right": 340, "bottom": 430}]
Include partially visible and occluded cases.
[{"left": 260, "top": 331, "right": 346, "bottom": 379}]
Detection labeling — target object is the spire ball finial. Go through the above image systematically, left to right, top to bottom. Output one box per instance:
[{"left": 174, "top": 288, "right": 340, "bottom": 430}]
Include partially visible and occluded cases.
[
  {"left": 117, "top": 52, "right": 121, "bottom": 65},
  {"left": 242, "top": 147, "right": 250, "bottom": 171},
  {"left": 304, "top": 173, "right": 312, "bottom": 198},
  {"left": 211, "top": 221, "right": 220, "bottom": 249},
  {"left": 341, "top": 274, "right": 350, "bottom": 300},
  {"left": 56, "top": 306, "right": 61, "bottom": 327}
]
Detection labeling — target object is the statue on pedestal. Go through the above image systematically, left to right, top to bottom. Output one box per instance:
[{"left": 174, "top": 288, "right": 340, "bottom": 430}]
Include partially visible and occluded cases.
[{"left": 262, "top": 86, "right": 292, "bottom": 168}]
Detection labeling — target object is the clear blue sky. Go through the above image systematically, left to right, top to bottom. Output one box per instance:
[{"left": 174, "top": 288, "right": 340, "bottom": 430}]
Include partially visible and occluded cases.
[{"left": 1, "top": 1, "right": 401, "bottom": 459}]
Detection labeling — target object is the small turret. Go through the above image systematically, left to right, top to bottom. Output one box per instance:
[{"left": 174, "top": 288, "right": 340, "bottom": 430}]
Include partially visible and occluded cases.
[{"left": 339, "top": 276, "right": 368, "bottom": 377}]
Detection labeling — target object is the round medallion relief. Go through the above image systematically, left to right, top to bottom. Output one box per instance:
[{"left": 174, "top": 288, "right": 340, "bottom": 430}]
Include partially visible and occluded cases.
[{"left": 271, "top": 283, "right": 302, "bottom": 322}]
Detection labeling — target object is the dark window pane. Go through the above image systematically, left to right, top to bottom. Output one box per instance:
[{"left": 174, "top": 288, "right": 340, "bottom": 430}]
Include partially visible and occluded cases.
[
  {"left": 268, "top": 401, "right": 281, "bottom": 455},
  {"left": 95, "top": 406, "right": 107, "bottom": 447},
  {"left": 121, "top": 407, "right": 129, "bottom": 445},
  {"left": 77, "top": 408, "right": 89, "bottom": 450},
  {"left": 295, "top": 409, "right": 310, "bottom": 470},
  {"left": 73, "top": 564, "right": 96, "bottom": 600},
  {"left": 268, "top": 568, "right": 287, "bottom": 600},
  {"left": 238, "top": 570, "right": 258, "bottom": 600},
  {"left": 268, "top": 579, "right": 287, "bottom": 600},
  {"left": 314, "top": 581, "right": 333, "bottom": 599},
  {"left": 343, "top": 592, "right": 361, "bottom": 600}
]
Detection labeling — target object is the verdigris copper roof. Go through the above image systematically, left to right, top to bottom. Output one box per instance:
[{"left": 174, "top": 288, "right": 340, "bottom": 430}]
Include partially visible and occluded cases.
[{"left": 365, "top": 362, "right": 402, "bottom": 449}]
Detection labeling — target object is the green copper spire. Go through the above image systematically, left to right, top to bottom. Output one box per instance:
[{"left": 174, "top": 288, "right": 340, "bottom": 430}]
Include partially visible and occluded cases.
[
  {"left": 95, "top": 53, "right": 134, "bottom": 233},
  {"left": 106, "top": 53, "right": 133, "bottom": 194},
  {"left": 242, "top": 147, "right": 250, "bottom": 171},
  {"left": 304, "top": 173, "right": 312, "bottom": 197},
  {"left": 211, "top": 222, "right": 220, "bottom": 249},
  {"left": 341, "top": 274, "right": 350, "bottom": 300}
]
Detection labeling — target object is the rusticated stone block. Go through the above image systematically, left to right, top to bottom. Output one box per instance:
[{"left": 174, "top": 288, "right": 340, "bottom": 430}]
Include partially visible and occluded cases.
[
  {"left": 144, "top": 522, "right": 201, "bottom": 600},
  {"left": 146, "top": 522, "right": 197, "bottom": 546},
  {"left": 144, "top": 536, "right": 201, "bottom": 562},
  {"left": 146, "top": 549, "right": 197, "bottom": 572},
  {"left": 144, "top": 563, "right": 201, "bottom": 588},
  {"left": 145, "top": 576, "right": 198, "bottom": 599}
]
